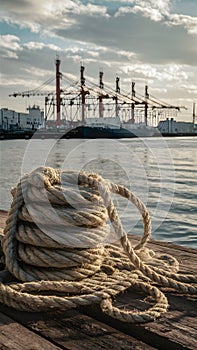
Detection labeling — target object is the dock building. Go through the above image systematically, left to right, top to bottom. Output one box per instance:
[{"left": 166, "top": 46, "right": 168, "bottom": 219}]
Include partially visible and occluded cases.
[{"left": 0, "top": 105, "right": 44, "bottom": 131}]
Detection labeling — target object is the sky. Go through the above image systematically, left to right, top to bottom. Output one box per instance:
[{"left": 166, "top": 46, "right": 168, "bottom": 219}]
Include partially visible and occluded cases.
[{"left": 0, "top": 0, "right": 197, "bottom": 122}]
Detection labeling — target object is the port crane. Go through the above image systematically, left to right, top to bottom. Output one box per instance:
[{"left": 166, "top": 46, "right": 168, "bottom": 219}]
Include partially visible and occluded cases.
[{"left": 9, "top": 57, "right": 185, "bottom": 127}]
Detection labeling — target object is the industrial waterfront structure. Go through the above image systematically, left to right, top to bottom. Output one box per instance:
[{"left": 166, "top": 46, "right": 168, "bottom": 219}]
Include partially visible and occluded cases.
[
  {"left": 1, "top": 57, "right": 196, "bottom": 138},
  {"left": 8, "top": 57, "right": 183, "bottom": 127},
  {"left": 0, "top": 106, "right": 44, "bottom": 131},
  {"left": 158, "top": 118, "right": 197, "bottom": 136}
]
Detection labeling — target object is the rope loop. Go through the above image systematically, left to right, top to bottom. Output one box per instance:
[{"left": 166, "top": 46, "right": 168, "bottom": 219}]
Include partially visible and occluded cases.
[{"left": 0, "top": 167, "right": 196, "bottom": 323}]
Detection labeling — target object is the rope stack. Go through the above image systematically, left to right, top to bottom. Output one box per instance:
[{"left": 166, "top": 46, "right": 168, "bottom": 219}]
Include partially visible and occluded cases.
[{"left": 0, "top": 167, "right": 196, "bottom": 323}]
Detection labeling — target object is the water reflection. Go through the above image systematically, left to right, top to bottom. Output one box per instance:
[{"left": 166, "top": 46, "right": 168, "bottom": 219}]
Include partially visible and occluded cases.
[{"left": 0, "top": 137, "right": 196, "bottom": 248}]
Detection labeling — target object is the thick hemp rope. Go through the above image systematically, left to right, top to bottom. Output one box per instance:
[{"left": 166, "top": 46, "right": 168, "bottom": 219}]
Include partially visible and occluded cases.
[{"left": 0, "top": 167, "right": 196, "bottom": 323}]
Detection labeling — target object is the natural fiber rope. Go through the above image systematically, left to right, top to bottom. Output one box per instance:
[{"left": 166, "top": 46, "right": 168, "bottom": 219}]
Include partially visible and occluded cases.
[{"left": 0, "top": 166, "right": 196, "bottom": 323}]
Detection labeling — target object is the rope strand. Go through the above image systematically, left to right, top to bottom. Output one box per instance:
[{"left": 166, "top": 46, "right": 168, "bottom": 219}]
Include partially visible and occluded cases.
[{"left": 0, "top": 166, "right": 196, "bottom": 323}]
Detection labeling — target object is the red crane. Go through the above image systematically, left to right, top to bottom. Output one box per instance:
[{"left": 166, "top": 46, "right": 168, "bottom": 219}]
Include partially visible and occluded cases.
[
  {"left": 56, "top": 56, "right": 61, "bottom": 127},
  {"left": 9, "top": 58, "right": 186, "bottom": 126}
]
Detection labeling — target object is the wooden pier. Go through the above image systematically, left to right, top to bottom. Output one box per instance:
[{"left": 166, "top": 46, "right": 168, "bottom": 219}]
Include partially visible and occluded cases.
[{"left": 0, "top": 210, "right": 196, "bottom": 350}]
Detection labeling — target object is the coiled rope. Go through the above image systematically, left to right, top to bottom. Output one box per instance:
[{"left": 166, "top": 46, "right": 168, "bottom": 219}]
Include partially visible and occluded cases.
[{"left": 0, "top": 167, "right": 196, "bottom": 323}]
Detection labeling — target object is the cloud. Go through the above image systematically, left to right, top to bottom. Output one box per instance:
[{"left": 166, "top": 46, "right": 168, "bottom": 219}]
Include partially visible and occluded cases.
[
  {"left": 0, "top": 0, "right": 109, "bottom": 35},
  {"left": 1, "top": 0, "right": 196, "bottom": 39},
  {"left": 115, "top": 0, "right": 197, "bottom": 35},
  {"left": 115, "top": 0, "right": 170, "bottom": 22},
  {"left": 0, "top": 1, "right": 196, "bottom": 119},
  {"left": 0, "top": 1, "right": 196, "bottom": 64},
  {"left": 168, "top": 14, "right": 197, "bottom": 35},
  {"left": 0, "top": 34, "right": 23, "bottom": 59},
  {"left": 1, "top": 37, "right": 195, "bottom": 92},
  {"left": 24, "top": 41, "right": 61, "bottom": 51},
  {"left": 124, "top": 63, "right": 190, "bottom": 82},
  {"left": 23, "top": 66, "right": 53, "bottom": 78},
  {"left": 0, "top": 75, "right": 41, "bottom": 88},
  {"left": 181, "top": 83, "right": 197, "bottom": 95}
]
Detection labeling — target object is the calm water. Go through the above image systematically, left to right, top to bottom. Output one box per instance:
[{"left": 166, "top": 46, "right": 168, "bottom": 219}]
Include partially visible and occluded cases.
[{"left": 0, "top": 137, "right": 196, "bottom": 248}]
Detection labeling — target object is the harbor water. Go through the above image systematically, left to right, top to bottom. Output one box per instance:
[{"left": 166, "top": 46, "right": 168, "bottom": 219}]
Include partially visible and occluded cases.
[{"left": 0, "top": 137, "right": 196, "bottom": 248}]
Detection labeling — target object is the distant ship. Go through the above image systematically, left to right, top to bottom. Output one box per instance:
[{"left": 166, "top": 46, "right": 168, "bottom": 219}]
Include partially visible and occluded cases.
[{"left": 63, "top": 117, "right": 158, "bottom": 139}]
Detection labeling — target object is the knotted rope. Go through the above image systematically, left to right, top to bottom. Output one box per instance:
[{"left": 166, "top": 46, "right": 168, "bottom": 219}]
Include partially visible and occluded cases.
[{"left": 0, "top": 167, "right": 196, "bottom": 323}]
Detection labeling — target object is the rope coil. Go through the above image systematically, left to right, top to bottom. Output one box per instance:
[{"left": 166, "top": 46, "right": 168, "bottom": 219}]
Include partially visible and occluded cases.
[{"left": 0, "top": 166, "right": 196, "bottom": 323}]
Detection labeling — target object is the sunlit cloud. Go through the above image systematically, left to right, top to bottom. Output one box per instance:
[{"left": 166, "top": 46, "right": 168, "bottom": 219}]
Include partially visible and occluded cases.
[
  {"left": 0, "top": 0, "right": 196, "bottom": 119},
  {"left": 0, "top": 0, "right": 109, "bottom": 35},
  {"left": 115, "top": 0, "right": 197, "bottom": 35},
  {"left": 115, "top": 0, "right": 170, "bottom": 19},
  {"left": 167, "top": 14, "right": 197, "bottom": 35},
  {"left": 0, "top": 34, "right": 23, "bottom": 59},
  {"left": 24, "top": 41, "right": 61, "bottom": 51},
  {"left": 124, "top": 63, "right": 190, "bottom": 82}
]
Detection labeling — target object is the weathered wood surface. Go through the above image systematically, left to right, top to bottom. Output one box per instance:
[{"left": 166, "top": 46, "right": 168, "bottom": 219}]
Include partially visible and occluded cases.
[
  {"left": 0, "top": 210, "right": 196, "bottom": 350},
  {"left": 0, "top": 307, "right": 157, "bottom": 350},
  {"left": 0, "top": 312, "right": 60, "bottom": 350}
]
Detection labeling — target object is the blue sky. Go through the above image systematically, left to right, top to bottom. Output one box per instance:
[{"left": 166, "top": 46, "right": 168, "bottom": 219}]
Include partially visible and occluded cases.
[{"left": 0, "top": 0, "right": 197, "bottom": 121}]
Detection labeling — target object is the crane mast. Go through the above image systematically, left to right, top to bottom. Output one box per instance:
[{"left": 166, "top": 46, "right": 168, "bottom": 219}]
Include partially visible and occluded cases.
[
  {"left": 56, "top": 57, "right": 61, "bottom": 127},
  {"left": 80, "top": 65, "right": 86, "bottom": 124},
  {"left": 99, "top": 71, "right": 104, "bottom": 118},
  {"left": 131, "top": 82, "right": 135, "bottom": 124},
  {"left": 144, "top": 85, "right": 149, "bottom": 126}
]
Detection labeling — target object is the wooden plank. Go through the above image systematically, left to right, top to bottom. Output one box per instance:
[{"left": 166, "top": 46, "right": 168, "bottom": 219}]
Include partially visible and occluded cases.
[
  {"left": 0, "top": 210, "right": 196, "bottom": 349},
  {"left": 83, "top": 243, "right": 197, "bottom": 350},
  {"left": 118, "top": 290, "right": 197, "bottom": 349},
  {"left": 0, "top": 306, "right": 157, "bottom": 350},
  {"left": 84, "top": 306, "right": 197, "bottom": 350},
  {"left": 0, "top": 312, "right": 61, "bottom": 350}
]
